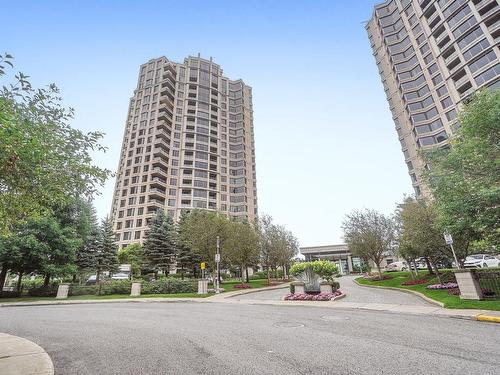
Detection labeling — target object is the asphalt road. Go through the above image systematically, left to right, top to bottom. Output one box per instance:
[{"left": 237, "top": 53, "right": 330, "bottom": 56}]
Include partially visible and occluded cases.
[
  {"left": 234, "top": 275, "right": 431, "bottom": 305},
  {"left": 0, "top": 302, "right": 499, "bottom": 375}
]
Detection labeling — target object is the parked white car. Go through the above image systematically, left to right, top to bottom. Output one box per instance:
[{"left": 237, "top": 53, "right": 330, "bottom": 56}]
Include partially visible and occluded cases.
[
  {"left": 463, "top": 254, "right": 500, "bottom": 268},
  {"left": 385, "top": 261, "right": 408, "bottom": 272},
  {"left": 111, "top": 273, "right": 130, "bottom": 280}
]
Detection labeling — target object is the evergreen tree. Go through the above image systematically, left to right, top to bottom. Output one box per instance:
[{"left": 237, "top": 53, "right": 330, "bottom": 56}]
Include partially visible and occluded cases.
[
  {"left": 75, "top": 204, "right": 100, "bottom": 282},
  {"left": 143, "top": 210, "right": 177, "bottom": 278},
  {"left": 95, "top": 217, "right": 118, "bottom": 283}
]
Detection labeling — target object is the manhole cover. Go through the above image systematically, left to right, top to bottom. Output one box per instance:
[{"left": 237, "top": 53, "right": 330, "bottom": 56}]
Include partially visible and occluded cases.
[
  {"left": 321, "top": 315, "right": 350, "bottom": 321},
  {"left": 273, "top": 321, "right": 305, "bottom": 328}
]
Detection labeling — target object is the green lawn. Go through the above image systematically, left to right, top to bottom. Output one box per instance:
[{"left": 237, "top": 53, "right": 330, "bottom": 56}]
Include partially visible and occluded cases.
[{"left": 356, "top": 271, "right": 500, "bottom": 311}]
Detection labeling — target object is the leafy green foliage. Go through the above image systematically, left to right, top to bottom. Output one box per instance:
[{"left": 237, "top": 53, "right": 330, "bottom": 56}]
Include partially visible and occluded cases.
[
  {"left": 0, "top": 53, "right": 112, "bottom": 234},
  {"left": 423, "top": 89, "right": 500, "bottom": 248},
  {"left": 342, "top": 209, "right": 396, "bottom": 275},
  {"left": 95, "top": 217, "right": 118, "bottom": 281},
  {"left": 117, "top": 243, "right": 143, "bottom": 277},
  {"left": 290, "top": 260, "right": 338, "bottom": 281}
]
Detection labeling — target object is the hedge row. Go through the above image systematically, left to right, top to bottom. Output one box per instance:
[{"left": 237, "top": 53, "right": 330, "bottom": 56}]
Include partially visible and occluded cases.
[{"left": 25, "top": 279, "right": 197, "bottom": 297}]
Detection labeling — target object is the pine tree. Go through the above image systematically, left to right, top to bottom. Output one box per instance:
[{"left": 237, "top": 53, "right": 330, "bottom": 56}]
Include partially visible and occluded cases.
[
  {"left": 74, "top": 202, "right": 99, "bottom": 281},
  {"left": 143, "top": 210, "right": 177, "bottom": 278},
  {"left": 95, "top": 216, "right": 119, "bottom": 284}
]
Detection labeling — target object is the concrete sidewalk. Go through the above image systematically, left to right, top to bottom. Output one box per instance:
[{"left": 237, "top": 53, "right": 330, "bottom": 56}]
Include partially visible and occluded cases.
[{"left": 0, "top": 333, "right": 54, "bottom": 375}]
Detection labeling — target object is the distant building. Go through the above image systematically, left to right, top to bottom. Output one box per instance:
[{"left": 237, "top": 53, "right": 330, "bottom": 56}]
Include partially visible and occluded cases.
[
  {"left": 110, "top": 55, "right": 258, "bottom": 249},
  {"left": 299, "top": 244, "right": 398, "bottom": 274}
]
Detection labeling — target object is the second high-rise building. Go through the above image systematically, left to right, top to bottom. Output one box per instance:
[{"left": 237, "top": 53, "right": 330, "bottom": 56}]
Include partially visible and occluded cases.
[
  {"left": 367, "top": 0, "right": 499, "bottom": 196},
  {"left": 110, "top": 55, "right": 258, "bottom": 249}
]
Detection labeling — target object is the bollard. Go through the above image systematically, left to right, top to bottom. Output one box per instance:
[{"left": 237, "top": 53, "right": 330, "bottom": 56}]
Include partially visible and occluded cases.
[
  {"left": 198, "top": 280, "right": 208, "bottom": 294},
  {"left": 130, "top": 282, "right": 141, "bottom": 297},
  {"left": 56, "top": 283, "right": 70, "bottom": 299}
]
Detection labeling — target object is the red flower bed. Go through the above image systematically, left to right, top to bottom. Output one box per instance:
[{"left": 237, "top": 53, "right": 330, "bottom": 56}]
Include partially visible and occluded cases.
[
  {"left": 401, "top": 278, "right": 428, "bottom": 286},
  {"left": 234, "top": 284, "right": 252, "bottom": 289}
]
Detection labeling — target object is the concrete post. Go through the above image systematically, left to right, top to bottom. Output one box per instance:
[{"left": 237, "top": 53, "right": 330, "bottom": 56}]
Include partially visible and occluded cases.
[
  {"left": 347, "top": 256, "right": 353, "bottom": 273},
  {"left": 454, "top": 270, "right": 483, "bottom": 300},
  {"left": 198, "top": 280, "right": 208, "bottom": 294},
  {"left": 130, "top": 282, "right": 141, "bottom": 297},
  {"left": 56, "top": 283, "right": 70, "bottom": 299},
  {"left": 320, "top": 283, "right": 333, "bottom": 294},
  {"left": 294, "top": 284, "right": 305, "bottom": 294}
]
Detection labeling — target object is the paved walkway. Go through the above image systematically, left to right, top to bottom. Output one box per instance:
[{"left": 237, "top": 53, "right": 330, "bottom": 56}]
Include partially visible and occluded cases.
[
  {"left": 232, "top": 276, "right": 431, "bottom": 306},
  {"left": 0, "top": 333, "right": 54, "bottom": 374}
]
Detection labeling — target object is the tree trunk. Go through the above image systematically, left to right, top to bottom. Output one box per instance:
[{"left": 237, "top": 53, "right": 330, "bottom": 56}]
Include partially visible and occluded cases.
[
  {"left": 424, "top": 257, "right": 434, "bottom": 275},
  {"left": 431, "top": 261, "right": 442, "bottom": 284},
  {"left": 375, "top": 262, "right": 382, "bottom": 280},
  {"left": 0, "top": 266, "right": 7, "bottom": 291},
  {"left": 245, "top": 267, "right": 249, "bottom": 283},
  {"left": 267, "top": 267, "right": 271, "bottom": 286},
  {"left": 96, "top": 268, "right": 101, "bottom": 284},
  {"left": 16, "top": 270, "right": 24, "bottom": 292},
  {"left": 43, "top": 274, "right": 51, "bottom": 287}
]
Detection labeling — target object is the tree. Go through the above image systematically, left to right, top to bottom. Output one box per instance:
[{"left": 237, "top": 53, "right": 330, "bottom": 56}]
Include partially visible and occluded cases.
[
  {"left": 0, "top": 54, "right": 112, "bottom": 234},
  {"left": 423, "top": 89, "right": 500, "bottom": 249},
  {"left": 396, "top": 198, "right": 453, "bottom": 280},
  {"left": 74, "top": 203, "right": 100, "bottom": 282},
  {"left": 342, "top": 209, "right": 395, "bottom": 277},
  {"left": 142, "top": 210, "right": 177, "bottom": 278},
  {"left": 178, "top": 210, "right": 229, "bottom": 281},
  {"left": 175, "top": 212, "right": 201, "bottom": 279},
  {"left": 256, "top": 215, "right": 279, "bottom": 284},
  {"left": 0, "top": 216, "right": 78, "bottom": 290},
  {"left": 95, "top": 217, "right": 118, "bottom": 284},
  {"left": 225, "top": 221, "right": 259, "bottom": 283},
  {"left": 117, "top": 243, "right": 143, "bottom": 278}
]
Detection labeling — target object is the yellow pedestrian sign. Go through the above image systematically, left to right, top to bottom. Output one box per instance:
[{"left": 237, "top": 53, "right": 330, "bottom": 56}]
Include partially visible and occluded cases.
[{"left": 201, "top": 262, "right": 206, "bottom": 270}]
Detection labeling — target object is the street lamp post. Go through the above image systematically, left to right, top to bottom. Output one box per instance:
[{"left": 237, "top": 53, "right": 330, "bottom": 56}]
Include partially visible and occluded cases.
[{"left": 215, "top": 236, "right": 221, "bottom": 294}]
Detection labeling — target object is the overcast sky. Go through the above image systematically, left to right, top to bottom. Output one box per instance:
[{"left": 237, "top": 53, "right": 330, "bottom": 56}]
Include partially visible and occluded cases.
[{"left": 3, "top": 0, "right": 413, "bottom": 246}]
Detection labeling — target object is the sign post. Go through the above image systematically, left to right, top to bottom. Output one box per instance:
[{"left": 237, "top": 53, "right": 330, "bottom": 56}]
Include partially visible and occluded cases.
[
  {"left": 444, "top": 232, "right": 460, "bottom": 269},
  {"left": 215, "top": 236, "right": 221, "bottom": 294},
  {"left": 201, "top": 262, "right": 206, "bottom": 280}
]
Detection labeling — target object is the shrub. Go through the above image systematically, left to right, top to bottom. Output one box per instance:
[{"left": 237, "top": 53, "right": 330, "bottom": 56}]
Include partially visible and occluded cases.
[
  {"left": 290, "top": 260, "right": 338, "bottom": 281},
  {"left": 352, "top": 265, "right": 370, "bottom": 273},
  {"left": 439, "top": 271, "right": 457, "bottom": 284},
  {"left": 363, "top": 274, "right": 392, "bottom": 281},
  {"left": 141, "top": 278, "right": 197, "bottom": 294},
  {"left": 98, "top": 280, "right": 132, "bottom": 295},
  {"left": 426, "top": 282, "right": 458, "bottom": 290},
  {"left": 69, "top": 285, "right": 98, "bottom": 296},
  {"left": 27, "top": 286, "right": 58, "bottom": 297},
  {"left": 0, "top": 291, "right": 20, "bottom": 298}
]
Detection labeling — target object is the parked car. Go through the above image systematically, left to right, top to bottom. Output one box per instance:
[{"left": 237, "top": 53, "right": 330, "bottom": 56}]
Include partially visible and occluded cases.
[
  {"left": 463, "top": 254, "right": 500, "bottom": 269},
  {"left": 410, "top": 258, "right": 427, "bottom": 270},
  {"left": 385, "top": 261, "right": 408, "bottom": 272},
  {"left": 111, "top": 273, "right": 130, "bottom": 280},
  {"left": 86, "top": 275, "right": 97, "bottom": 285}
]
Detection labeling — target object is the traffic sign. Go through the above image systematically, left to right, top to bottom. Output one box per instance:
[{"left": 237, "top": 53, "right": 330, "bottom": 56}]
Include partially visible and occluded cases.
[
  {"left": 444, "top": 232, "right": 453, "bottom": 245},
  {"left": 215, "top": 253, "right": 221, "bottom": 263},
  {"left": 200, "top": 262, "right": 206, "bottom": 270}
]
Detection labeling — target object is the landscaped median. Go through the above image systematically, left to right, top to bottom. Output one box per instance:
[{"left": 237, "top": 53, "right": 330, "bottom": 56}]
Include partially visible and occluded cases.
[{"left": 355, "top": 271, "right": 500, "bottom": 311}]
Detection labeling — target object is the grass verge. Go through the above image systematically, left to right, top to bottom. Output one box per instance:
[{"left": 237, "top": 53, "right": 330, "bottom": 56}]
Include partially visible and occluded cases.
[
  {"left": 356, "top": 271, "right": 500, "bottom": 311},
  {"left": 221, "top": 279, "right": 286, "bottom": 292}
]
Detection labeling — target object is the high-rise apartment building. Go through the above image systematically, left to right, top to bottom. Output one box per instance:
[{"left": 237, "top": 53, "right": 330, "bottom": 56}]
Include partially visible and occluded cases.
[
  {"left": 367, "top": 0, "right": 499, "bottom": 196},
  {"left": 110, "top": 55, "right": 258, "bottom": 248}
]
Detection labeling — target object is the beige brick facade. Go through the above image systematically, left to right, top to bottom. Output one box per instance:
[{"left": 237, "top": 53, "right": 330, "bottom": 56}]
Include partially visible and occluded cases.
[
  {"left": 367, "top": 0, "right": 500, "bottom": 196},
  {"left": 110, "top": 55, "right": 258, "bottom": 248}
]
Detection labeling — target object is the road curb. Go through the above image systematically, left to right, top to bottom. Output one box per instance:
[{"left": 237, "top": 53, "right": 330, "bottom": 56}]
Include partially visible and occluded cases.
[
  {"left": 353, "top": 278, "right": 445, "bottom": 307},
  {"left": 208, "top": 282, "right": 290, "bottom": 300},
  {"left": 475, "top": 314, "right": 500, "bottom": 323},
  {"left": 0, "top": 333, "right": 54, "bottom": 374}
]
